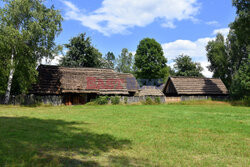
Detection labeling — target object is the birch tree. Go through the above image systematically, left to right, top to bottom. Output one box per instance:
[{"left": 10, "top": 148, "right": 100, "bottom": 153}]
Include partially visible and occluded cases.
[{"left": 0, "top": 0, "right": 62, "bottom": 104}]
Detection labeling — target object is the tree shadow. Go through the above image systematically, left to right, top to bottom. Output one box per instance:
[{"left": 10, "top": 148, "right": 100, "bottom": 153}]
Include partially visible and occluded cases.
[
  {"left": 202, "top": 79, "right": 228, "bottom": 100},
  {"left": 0, "top": 117, "right": 131, "bottom": 166},
  {"left": 108, "top": 156, "right": 153, "bottom": 167}
]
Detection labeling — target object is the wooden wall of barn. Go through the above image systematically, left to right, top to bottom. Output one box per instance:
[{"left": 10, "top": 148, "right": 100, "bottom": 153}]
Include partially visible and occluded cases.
[{"left": 0, "top": 95, "right": 63, "bottom": 105}]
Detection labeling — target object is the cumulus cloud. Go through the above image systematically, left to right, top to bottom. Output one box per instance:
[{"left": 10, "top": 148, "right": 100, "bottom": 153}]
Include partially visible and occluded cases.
[
  {"left": 61, "top": 0, "right": 200, "bottom": 36},
  {"left": 162, "top": 27, "right": 230, "bottom": 78},
  {"left": 212, "top": 28, "right": 230, "bottom": 36},
  {"left": 162, "top": 37, "right": 213, "bottom": 61}
]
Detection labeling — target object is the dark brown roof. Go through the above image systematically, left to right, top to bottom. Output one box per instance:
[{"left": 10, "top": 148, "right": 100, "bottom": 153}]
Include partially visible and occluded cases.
[
  {"left": 31, "top": 65, "right": 139, "bottom": 95},
  {"left": 163, "top": 77, "right": 229, "bottom": 95},
  {"left": 139, "top": 86, "right": 165, "bottom": 96}
]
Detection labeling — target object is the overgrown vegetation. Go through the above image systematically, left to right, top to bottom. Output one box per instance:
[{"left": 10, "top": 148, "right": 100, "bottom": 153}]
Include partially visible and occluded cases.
[
  {"left": 96, "top": 96, "right": 109, "bottom": 105},
  {"left": 111, "top": 96, "right": 120, "bottom": 105},
  {"left": 124, "top": 97, "right": 128, "bottom": 104},
  {"left": 143, "top": 97, "right": 154, "bottom": 105},
  {"left": 154, "top": 97, "right": 161, "bottom": 104}
]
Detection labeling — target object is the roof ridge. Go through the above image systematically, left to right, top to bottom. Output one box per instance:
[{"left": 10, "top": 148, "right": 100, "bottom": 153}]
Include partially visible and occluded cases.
[
  {"left": 39, "top": 64, "right": 115, "bottom": 71},
  {"left": 170, "top": 76, "right": 220, "bottom": 79}
]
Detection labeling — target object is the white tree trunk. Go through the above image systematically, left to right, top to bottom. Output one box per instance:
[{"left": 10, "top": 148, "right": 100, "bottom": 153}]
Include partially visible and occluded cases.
[{"left": 4, "top": 51, "right": 15, "bottom": 104}]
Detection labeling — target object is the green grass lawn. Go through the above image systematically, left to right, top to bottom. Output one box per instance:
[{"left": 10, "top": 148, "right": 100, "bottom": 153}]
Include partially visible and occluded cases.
[{"left": 0, "top": 103, "right": 249, "bottom": 167}]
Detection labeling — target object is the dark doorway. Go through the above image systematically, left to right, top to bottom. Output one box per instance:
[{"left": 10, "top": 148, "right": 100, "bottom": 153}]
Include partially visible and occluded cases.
[{"left": 63, "top": 94, "right": 87, "bottom": 105}]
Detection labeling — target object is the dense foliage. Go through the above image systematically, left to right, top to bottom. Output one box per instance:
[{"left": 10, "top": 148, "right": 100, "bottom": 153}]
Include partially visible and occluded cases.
[
  {"left": 0, "top": 0, "right": 62, "bottom": 102},
  {"left": 206, "top": 0, "right": 249, "bottom": 99},
  {"left": 60, "top": 33, "right": 103, "bottom": 68},
  {"left": 134, "top": 38, "right": 169, "bottom": 80},
  {"left": 115, "top": 48, "right": 133, "bottom": 73},
  {"left": 104, "top": 52, "right": 116, "bottom": 69},
  {"left": 173, "top": 55, "right": 203, "bottom": 77},
  {"left": 96, "top": 96, "right": 109, "bottom": 105},
  {"left": 110, "top": 96, "right": 120, "bottom": 105}
]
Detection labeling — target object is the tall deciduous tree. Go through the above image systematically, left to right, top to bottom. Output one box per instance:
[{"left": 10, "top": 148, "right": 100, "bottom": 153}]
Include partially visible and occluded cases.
[
  {"left": 0, "top": 0, "right": 63, "bottom": 104},
  {"left": 206, "top": 0, "right": 249, "bottom": 99},
  {"left": 60, "top": 33, "right": 103, "bottom": 68},
  {"left": 206, "top": 34, "right": 231, "bottom": 87},
  {"left": 134, "top": 38, "right": 168, "bottom": 80},
  {"left": 115, "top": 48, "right": 133, "bottom": 73},
  {"left": 104, "top": 52, "right": 115, "bottom": 69},
  {"left": 173, "top": 55, "right": 203, "bottom": 77}
]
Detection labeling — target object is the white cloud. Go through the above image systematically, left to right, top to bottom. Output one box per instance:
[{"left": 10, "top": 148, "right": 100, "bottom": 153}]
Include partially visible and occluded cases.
[
  {"left": 62, "top": 0, "right": 200, "bottom": 36},
  {"left": 205, "top": 20, "right": 219, "bottom": 26},
  {"left": 161, "top": 27, "right": 230, "bottom": 78},
  {"left": 212, "top": 28, "right": 230, "bottom": 36},
  {"left": 162, "top": 37, "right": 214, "bottom": 77},
  {"left": 162, "top": 37, "right": 214, "bottom": 61},
  {"left": 41, "top": 55, "right": 63, "bottom": 65}
]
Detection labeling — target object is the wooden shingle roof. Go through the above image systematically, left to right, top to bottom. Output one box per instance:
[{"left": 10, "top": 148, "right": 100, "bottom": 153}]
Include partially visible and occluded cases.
[
  {"left": 31, "top": 65, "right": 139, "bottom": 95},
  {"left": 117, "top": 73, "right": 140, "bottom": 92},
  {"left": 163, "top": 77, "right": 229, "bottom": 95},
  {"left": 139, "top": 86, "right": 165, "bottom": 96}
]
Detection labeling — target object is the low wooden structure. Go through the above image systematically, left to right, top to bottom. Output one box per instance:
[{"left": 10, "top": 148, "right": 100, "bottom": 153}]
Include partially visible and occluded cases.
[
  {"left": 30, "top": 65, "right": 139, "bottom": 105},
  {"left": 162, "top": 77, "right": 229, "bottom": 101}
]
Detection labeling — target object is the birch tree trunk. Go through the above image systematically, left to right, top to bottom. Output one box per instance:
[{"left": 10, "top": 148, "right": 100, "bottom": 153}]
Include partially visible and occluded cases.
[{"left": 4, "top": 50, "right": 15, "bottom": 104}]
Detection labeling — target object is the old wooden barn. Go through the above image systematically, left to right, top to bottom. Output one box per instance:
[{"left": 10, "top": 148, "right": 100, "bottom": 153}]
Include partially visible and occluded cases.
[
  {"left": 30, "top": 65, "right": 139, "bottom": 105},
  {"left": 162, "top": 77, "right": 229, "bottom": 102}
]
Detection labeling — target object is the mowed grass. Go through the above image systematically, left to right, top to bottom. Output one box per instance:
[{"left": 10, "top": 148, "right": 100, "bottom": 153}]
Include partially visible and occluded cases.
[{"left": 0, "top": 103, "right": 249, "bottom": 167}]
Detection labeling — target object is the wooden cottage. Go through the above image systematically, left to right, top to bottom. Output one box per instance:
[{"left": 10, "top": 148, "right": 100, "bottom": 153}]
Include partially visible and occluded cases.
[
  {"left": 30, "top": 65, "right": 139, "bottom": 105},
  {"left": 162, "top": 77, "right": 229, "bottom": 102}
]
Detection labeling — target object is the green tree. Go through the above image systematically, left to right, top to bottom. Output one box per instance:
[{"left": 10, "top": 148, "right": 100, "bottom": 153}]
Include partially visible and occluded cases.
[
  {"left": 0, "top": 0, "right": 63, "bottom": 103},
  {"left": 206, "top": 0, "right": 249, "bottom": 99},
  {"left": 229, "top": 0, "right": 250, "bottom": 98},
  {"left": 231, "top": 0, "right": 249, "bottom": 51},
  {"left": 60, "top": 33, "right": 103, "bottom": 68},
  {"left": 206, "top": 34, "right": 231, "bottom": 87},
  {"left": 134, "top": 38, "right": 168, "bottom": 80},
  {"left": 115, "top": 48, "right": 133, "bottom": 73},
  {"left": 103, "top": 52, "right": 115, "bottom": 69},
  {"left": 173, "top": 55, "right": 203, "bottom": 77},
  {"left": 230, "top": 55, "right": 250, "bottom": 99}
]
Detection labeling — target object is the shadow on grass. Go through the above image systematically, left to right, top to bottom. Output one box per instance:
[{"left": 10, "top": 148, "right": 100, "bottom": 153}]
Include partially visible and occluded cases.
[{"left": 0, "top": 117, "right": 132, "bottom": 166}]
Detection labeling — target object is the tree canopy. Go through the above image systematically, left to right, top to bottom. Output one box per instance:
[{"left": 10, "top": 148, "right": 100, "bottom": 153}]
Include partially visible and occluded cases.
[
  {"left": 0, "top": 0, "right": 62, "bottom": 103},
  {"left": 206, "top": 0, "right": 249, "bottom": 99},
  {"left": 60, "top": 33, "right": 103, "bottom": 68},
  {"left": 206, "top": 34, "right": 231, "bottom": 87},
  {"left": 134, "top": 38, "right": 168, "bottom": 80},
  {"left": 115, "top": 48, "right": 133, "bottom": 73},
  {"left": 103, "top": 52, "right": 116, "bottom": 69},
  {"left": 173, "top": 55, "right": 203, "bottom": 77}
]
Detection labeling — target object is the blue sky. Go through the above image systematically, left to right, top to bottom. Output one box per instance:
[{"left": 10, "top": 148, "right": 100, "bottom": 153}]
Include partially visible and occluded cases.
[{"left": 44, "top": 0, "right": 236, "bottom": 77}]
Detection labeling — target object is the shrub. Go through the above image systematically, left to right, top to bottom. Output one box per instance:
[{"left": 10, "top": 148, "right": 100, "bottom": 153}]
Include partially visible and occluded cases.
[
  {"left": 96, "top": 96, "right": 109, "bottom": 105},
  {"left": 111, "top": 96, "right": 120, "bottom": 105},
  {"left": 230, "top": 96, "right": 250, "bottom": 107},
  {"left": 124, "top": 97, "right": 128, "bottom": 104},
  {"left": 144, "top": 97, "right": 154, "bottom": 105},
  {"left": 154, "top": 97, "right": 161, "bottom": 104}
]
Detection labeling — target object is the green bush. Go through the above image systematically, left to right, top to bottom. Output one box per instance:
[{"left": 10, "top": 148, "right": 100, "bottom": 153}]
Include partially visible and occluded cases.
[
  {"left": 96, "top": 96, "right": 109, "bottom": 105},
  {"left": 111, "top": 96, "right": 120, "bottom": 105},
  {"left": 230, "top": 96, "right": 250, "bottom": 107},
  {"left": 124, "top": 97, "right": 128, "bottom": 104},
  {"left": 144, "top": 97, "right": 154, "bottom": 105},
  {"left": 154, "top": 97, "right": 161, "bottom": 104}
]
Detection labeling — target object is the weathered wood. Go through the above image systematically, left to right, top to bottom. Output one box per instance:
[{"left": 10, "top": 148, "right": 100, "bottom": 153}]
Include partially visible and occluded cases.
[{"left": 163, "top": 77, "right": 229, "bottom": 95}]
